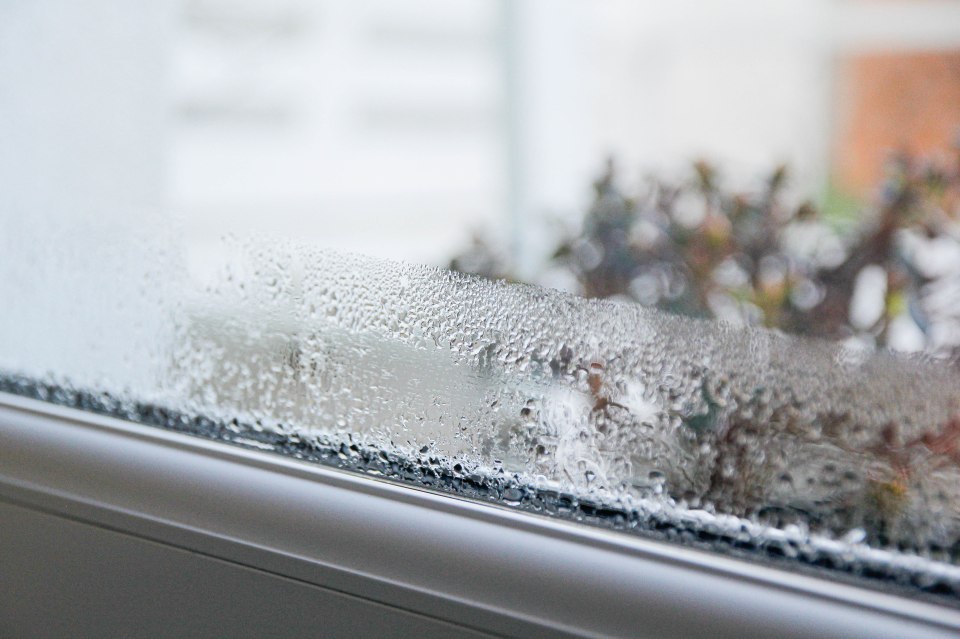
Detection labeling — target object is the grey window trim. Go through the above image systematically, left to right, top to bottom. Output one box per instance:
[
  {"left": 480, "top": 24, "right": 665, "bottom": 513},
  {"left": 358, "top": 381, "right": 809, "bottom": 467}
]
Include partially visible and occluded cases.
[{"left": 1, "top": 392, "right": 958, "bottom": 638}]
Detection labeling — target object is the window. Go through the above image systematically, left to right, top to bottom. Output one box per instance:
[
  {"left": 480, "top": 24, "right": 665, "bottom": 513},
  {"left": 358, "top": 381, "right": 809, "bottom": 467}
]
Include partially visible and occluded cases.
[{"left": 3, "top": 1, "right": 960, "bottom": 636}]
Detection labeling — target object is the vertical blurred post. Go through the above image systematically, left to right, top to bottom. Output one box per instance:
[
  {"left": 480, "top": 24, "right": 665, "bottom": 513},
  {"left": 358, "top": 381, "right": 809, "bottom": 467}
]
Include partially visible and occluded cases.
[
  {"left": 499, "top": 0, "right": 590, "bottom": 279},
  {"left": 500, "top": 0, "right": 524, "bottom": 273},
  {"left": 0, "top": 1, "right": 172, "bottom": 392}
]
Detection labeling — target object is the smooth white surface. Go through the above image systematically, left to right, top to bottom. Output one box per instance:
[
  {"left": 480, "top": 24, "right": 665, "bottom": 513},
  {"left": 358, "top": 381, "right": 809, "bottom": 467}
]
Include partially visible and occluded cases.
[
  {"left": 1, "top": 392, "right": 958, "bottom": 638},
  {"left": 1, "top": 501, "right": 495, "bottom": 638}
]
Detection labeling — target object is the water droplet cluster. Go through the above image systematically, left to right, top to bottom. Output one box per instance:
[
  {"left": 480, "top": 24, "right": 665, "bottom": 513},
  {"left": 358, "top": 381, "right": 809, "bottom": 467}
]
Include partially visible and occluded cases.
[
  {"left": 3, "top": 238, "right": 960, "bottom": 598},
  {"left": 168, "top": 243, "right": 960, "bottom": 548}
]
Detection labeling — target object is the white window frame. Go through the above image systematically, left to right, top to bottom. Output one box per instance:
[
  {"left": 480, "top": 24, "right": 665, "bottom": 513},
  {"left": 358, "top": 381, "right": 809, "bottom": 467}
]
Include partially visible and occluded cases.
[{"left": 1, "top": 392, "right": 957, "bottom": 637}]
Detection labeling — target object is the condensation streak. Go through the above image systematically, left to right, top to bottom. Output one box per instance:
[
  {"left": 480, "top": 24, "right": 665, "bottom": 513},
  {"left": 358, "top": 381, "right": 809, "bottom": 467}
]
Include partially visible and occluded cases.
[{"left": 3, "top": 240, "right": 960, "bottom": 597}]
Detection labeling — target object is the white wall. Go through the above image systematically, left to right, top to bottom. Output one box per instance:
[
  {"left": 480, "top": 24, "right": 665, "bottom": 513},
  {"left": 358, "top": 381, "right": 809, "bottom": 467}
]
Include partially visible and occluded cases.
[
  {"left": 172, "top": 0, "right": 504, "bottom": 267},
  {"left": 6, "top": 1, "right": 960, "bottom": 278}
]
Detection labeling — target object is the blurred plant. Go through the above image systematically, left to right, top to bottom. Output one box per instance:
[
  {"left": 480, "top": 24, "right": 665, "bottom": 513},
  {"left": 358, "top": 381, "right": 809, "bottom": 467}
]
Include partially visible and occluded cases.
[
  {"left": 451, "top": 148, "right": 960, "bottom": 354},
  {"left": 452, "top": 149, "right": 960, "bottom": 548},
  {"left": 448, "top": 232, "right": 514, "bottom": 283}
]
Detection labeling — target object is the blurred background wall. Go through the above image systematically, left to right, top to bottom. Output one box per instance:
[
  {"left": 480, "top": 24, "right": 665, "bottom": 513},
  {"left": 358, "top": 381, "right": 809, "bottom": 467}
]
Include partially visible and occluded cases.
[
  {"left": 3, "top": 0, "right": 960, "bottom": 273},
  {"left": 168, "top": 0, "right": 960, "bottom": 273}
]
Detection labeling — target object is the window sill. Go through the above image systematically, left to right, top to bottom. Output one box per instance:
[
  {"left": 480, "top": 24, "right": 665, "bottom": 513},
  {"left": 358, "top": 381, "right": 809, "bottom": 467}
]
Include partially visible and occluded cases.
[{"left": 0, "top": 392, "right": 957, "bottom": 638}]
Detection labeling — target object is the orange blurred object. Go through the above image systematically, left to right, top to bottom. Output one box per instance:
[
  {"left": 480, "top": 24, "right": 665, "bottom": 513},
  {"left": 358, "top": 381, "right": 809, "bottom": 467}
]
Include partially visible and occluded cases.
[{"left": 833, "top": 50, "right": 960, "bottom": 196}]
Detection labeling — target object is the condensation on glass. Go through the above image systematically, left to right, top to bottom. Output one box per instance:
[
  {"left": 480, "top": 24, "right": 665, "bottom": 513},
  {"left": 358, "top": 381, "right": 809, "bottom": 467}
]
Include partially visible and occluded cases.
[{"left": 2, "top": 235, "right": 960, "bottom": 599}]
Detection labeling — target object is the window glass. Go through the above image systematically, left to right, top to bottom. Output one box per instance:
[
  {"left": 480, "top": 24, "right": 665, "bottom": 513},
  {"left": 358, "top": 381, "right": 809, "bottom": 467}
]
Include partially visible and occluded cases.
[{"left": 3, "top": 0, "right": 960, "bottom": 602}]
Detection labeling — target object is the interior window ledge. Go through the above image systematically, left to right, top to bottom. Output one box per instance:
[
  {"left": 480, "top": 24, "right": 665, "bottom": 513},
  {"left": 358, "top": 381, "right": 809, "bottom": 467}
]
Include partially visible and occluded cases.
[{"left": 1, "top": 392, "right": 957, "bottom": 639}]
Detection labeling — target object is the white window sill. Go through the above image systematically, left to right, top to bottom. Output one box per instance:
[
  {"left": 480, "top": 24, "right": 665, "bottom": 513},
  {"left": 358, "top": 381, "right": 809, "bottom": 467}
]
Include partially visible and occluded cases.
[{"left": 0, "top": 393, "right": 957, "bottom": 638}]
